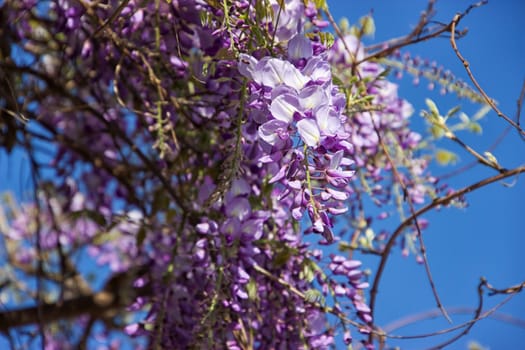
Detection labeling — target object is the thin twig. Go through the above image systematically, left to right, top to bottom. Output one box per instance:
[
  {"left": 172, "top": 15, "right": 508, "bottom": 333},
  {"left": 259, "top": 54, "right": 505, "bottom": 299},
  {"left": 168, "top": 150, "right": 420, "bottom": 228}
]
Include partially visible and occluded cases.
[
  {"left": 91, "top": 0, "right": 131, "bottom": 38},
  {"left": 361, "top": 0, "right": 440, "bottom": 62},
  {"left": 323, "top": 6, "right": 362, "bottom": 71},
  {"left": 450, "top": 13, "right": 525, "bottom": 136},
  {"left": 516, "top": 78, "right": 525, "bottom": 140},
  {"left": 371, "top": 122, "right": 452, "bottom": 328},
  {"left": 439, "top": 125, "right": 511, "bottom": 181},
  {"left": 21, "top": 127, "right": 46, "bottom": 349},
  {"left": 446, "top": 132, "right": 505, "bottom": 172},
  {"left": 369, "top": 164, "right": 525, "bottom": 334},
  {"left": 252, "top": 263, "right": 365, "bottom": 330},
  {"left": 0, "top": 266, "right": 151, "bottom": 332},
  {"left": 482, "top": 278, "right": 525, "bottom": 296},
  {"left": 414, "top": 279, "right": 524, "bottom": 349},
  {"left": 425, "top": 279, "right": 484, "bottom": 350},
  {"left": 383, "top": 290, "right": 514, "bottom": 341},
  {"left": 355, "top": 292, "right": 515, "bottom": 350},
  {"left": 383, "top": 306, "right": 525, "bottom": 333}
]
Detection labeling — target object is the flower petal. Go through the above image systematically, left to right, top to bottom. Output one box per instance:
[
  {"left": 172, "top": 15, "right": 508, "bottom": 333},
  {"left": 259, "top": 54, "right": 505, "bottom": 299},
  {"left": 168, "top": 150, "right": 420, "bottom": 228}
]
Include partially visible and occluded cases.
[
  {"left": 288, "top": 34, "right": 313, "bottom": 59},
  {"left": 299, "top": 85, "right": 327, "bottom": 111},
  {"left": 270, "top": 94, "right": 300, "bottom": 123},
  {"left": 258, "top": 119, "right": 288, "bottom": 145},
  {"left": 297, "top": 119, "right": 320, "bottom": 147}
]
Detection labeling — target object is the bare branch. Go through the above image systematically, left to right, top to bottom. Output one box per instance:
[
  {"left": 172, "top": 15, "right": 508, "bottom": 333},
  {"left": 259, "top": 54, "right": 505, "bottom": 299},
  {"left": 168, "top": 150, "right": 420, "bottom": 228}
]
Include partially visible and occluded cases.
[
  {"left": 90, "top": 0, "right": 132, "bottom": 38},
  {"left": 362, "top": 1, "right": 442, "bottom": 60},
  {"left": 449, "top": 13, "right": 525, "bottom": 136},
  {"left": 516, "top": 78, "right": 525, "bottom": 140},
  {"left": 369, "top": 117, "right": 451, "bottom": 342},
  {"left": 369, "top": 164, "right": 525, "bottom": 328},
  {"left": 0, "top": 266, "right": 151, "bottom": 332},
  {"left": 482, "top": 278, "right": 525, "bottom": 296},
  {"left": 425, "top": 279, "right": 484, "bottom": 350},
  {"left": 377, "top": 288, "right": 515, "bottom": 342},
  {"left": 383, "top": 306, "right": 525, "bottom": 334}
]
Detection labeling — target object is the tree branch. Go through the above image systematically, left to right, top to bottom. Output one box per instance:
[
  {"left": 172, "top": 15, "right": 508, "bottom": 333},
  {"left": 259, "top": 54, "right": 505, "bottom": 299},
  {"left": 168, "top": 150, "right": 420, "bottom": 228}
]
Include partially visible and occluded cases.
[
  {"left": 449, "top": 12, "right": 525, "bottom": 136},
  {"left": 369, "top": 165, "right": 525, "bottom": 326},
  {"left": 0, "top": 266, "right": 151, "bottom": 332}
]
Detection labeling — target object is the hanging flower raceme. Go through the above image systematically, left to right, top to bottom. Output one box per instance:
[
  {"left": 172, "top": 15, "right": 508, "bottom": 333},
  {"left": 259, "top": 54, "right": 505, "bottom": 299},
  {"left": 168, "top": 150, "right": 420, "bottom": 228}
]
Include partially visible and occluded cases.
[
  {"left": 1, "top": 1, "right": 378, "bottom": 348},
  {"left": 239, "top": 34, "right": 356, "bottom": 243}
]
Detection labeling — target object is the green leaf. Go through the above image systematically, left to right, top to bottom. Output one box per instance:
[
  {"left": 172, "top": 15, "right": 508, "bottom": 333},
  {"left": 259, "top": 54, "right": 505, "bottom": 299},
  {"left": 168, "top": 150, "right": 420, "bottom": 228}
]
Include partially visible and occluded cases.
[
  {"left": 255, "top": 0, "right": 269, "bottom": 22},
  {"left": 313, "top": 0, "right": 327, "bottom": 11},
  {"left": 359, "top": 15, "right": 375, "bottom": 36},
  {"left": 339, "top": 17, "right": 350, "bottom": 32},
  {"left": 349, "top": 25, "right": 359, "bottom": 37},
  {"left": 318, "top": 32, "right": 334, "bottom": 48},
  {"left": 331, "top": 74, "right": 344, "bottom": 89},
  {"left": 425, "top": 98, "right": 440, "bottom": 117},
  {"left": 472, "top": 103, "right": 491, "bottom": 121},
  {"left": 446, "top": 105, "right": 461, "bottom": 118},
  {"left": 459, "top": 112, "right": 470, "bottom": 124},
  {"left": 468, "top": 121, "right": 482, "bottom": 134},
  {"left": 429, "top": 124, "right": 445, "bottom": 139},
  {"left": 435, "top": 149, "right": 458, "bottom": 165},
  {"left": 483, "top": 151, "right": 499, "bottom": 166},
  {"left": 152, "top": 188, "right": 169, "bottom": 214},
  {"left": 0, "top": 206, "right": 9, "bottom": 234},
  {"left": 68, "top": 210, "right": 106, "bottom": 226},
  {"left": 351, "top": 217, "right": 367, "bottom": 229},
  {"left": 358, "top": 228, "right": 375, "bottom": 249},
  {"left": 338, "top": 240, "right": 356, "bottom": 252},
  {"left": 273, "top": 246, "right": 294, "bottom": 268},
  {"left": 300, "top": 259, "right": 317, "bottom": 283},
  {"left": 246, "top": 278, "right": 258, "bottom": 300},
  {"left": 304, "top": 289, "right": 323, "bottom": 304},
  {"left": 144, "top": 322, "right": 155, "bottom": 332},
  {"left": 468, "top": 341, "right": 488, "bottom": 350}
]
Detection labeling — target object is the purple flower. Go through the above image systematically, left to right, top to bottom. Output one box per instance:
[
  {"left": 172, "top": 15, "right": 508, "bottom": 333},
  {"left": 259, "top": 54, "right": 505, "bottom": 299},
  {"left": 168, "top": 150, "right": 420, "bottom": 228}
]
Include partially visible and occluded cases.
[
  {"left": 269, "top": 0, "right": 305, "bottom": 42},
  {"left": 288, "top": 34, "right": 313, "bottom": 60},
  {"left": 329, "top": 34, "right": 365, "bottom": 65},
  {"left": 238, "top": 53, "right": 259, "bottom": 79},
  {"left": 239, "top": 55, "right": 309, "bottom": 90},
  {"left": 303, "top": 56, "right": 332, "bottom": 83},
  {"left": 299, "top": 85, "right": 327, "bottom": 111},
  {"left": 270, "top": 93, "right": 300, "bottom": 123},
  {"left": 315, "top": 105, "right": 341, "bottom": 136},
  {"left": 258, "top": 119, "right": 290, "bottom": 146},
  {"left": 297, "top": 119, "right": 320, "bottom": 146}
]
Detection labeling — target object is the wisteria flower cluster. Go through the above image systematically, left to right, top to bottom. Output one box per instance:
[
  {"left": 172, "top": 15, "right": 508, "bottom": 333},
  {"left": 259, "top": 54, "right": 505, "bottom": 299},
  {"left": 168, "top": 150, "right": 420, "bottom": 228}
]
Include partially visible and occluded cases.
[
  {"left": 0, "top": 0, "right": 477, "bottom": 349},
  {"left": 238, "top": 33, "right": 355, "bottom": 243}
]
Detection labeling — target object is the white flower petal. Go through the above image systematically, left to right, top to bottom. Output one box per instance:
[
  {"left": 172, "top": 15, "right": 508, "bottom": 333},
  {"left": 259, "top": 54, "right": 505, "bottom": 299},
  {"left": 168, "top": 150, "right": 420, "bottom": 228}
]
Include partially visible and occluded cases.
[{"left": 297, "top": 119, "right": 320, "bottom": 147}]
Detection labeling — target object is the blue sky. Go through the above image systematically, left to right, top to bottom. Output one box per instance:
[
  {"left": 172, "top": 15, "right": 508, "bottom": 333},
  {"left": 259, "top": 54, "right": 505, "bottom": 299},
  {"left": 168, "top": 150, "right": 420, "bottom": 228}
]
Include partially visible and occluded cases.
[{"left": 328, "top": 1, "right": 525, "bottom": 349}]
